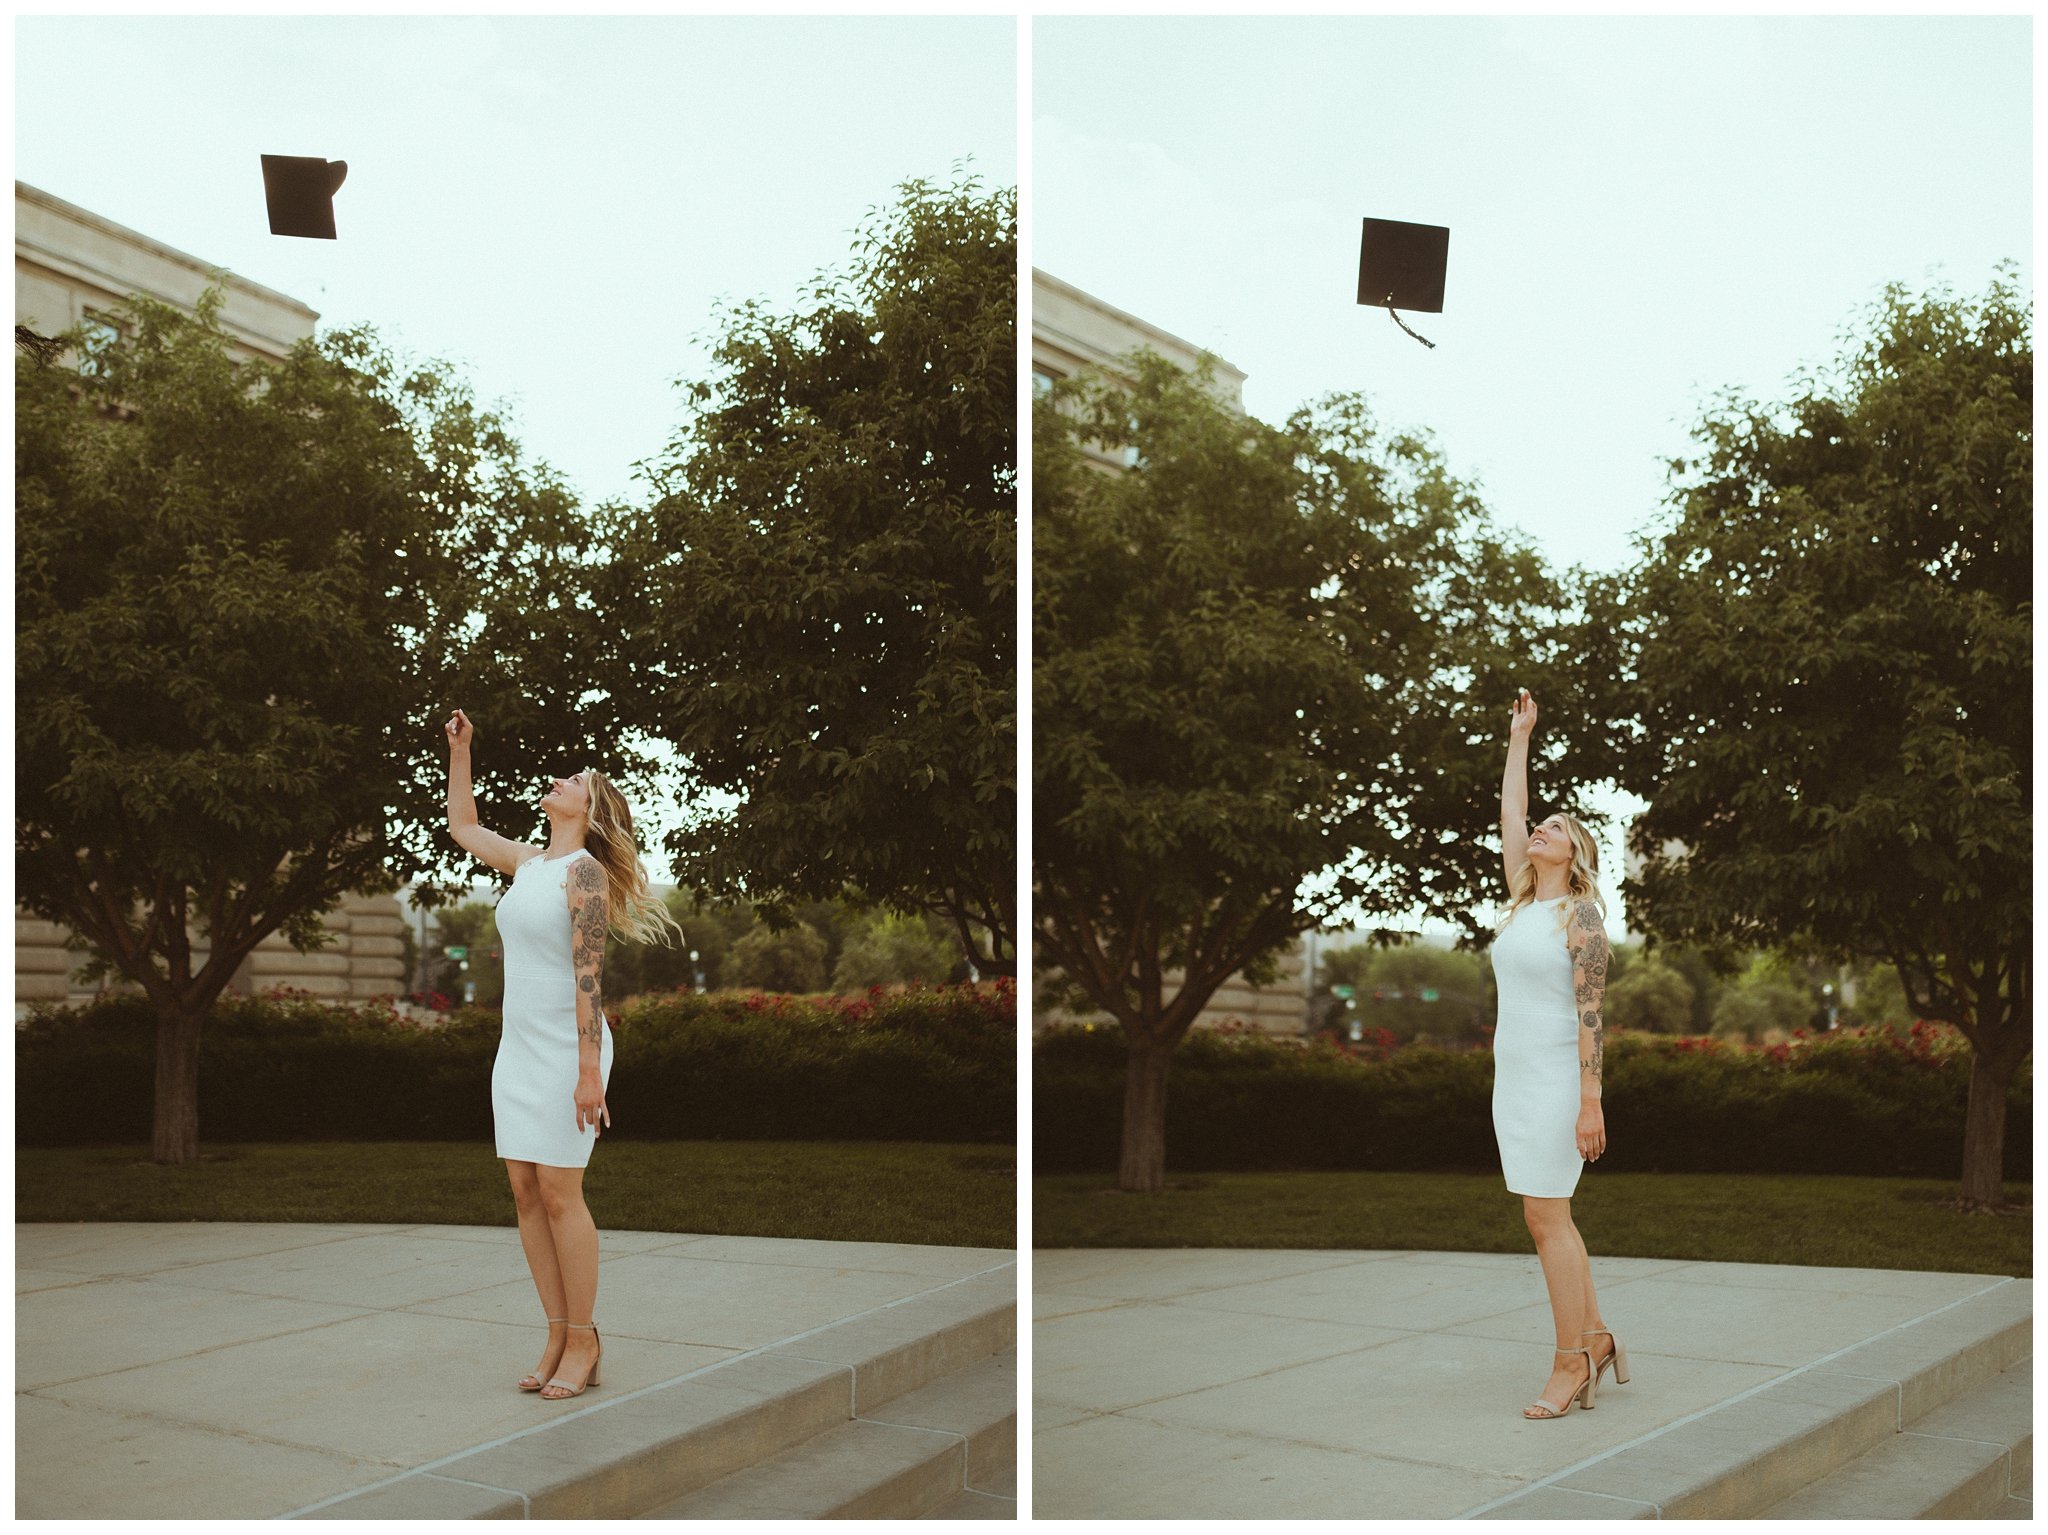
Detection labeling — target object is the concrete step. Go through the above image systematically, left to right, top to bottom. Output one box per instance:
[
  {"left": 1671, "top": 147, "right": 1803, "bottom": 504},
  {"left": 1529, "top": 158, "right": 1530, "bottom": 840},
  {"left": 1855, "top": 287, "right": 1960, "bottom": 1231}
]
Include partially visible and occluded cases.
[
  {"left": 297, "top": 1267, "right": 1014, "bottom": 1519},
  {"left": 1475, "top": 1276, "right": 2031, "bottom": 1520},
  {"left": 644, "top": 1347, "right": 1016, "bottom": 1519},
  {"left": 1761, "top": 1358, "right": 2031, "bottom": 1519}
]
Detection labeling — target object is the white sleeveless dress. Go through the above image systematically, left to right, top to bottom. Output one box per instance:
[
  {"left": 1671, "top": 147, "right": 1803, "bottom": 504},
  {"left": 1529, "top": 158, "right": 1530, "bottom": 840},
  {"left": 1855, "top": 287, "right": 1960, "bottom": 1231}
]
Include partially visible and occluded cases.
[
  {"left": 492, "top": 848, "right": 612, "bottom": 1168},
  {"left": 1488, "top": 896, "right": 1583, "bottom": 1197}
]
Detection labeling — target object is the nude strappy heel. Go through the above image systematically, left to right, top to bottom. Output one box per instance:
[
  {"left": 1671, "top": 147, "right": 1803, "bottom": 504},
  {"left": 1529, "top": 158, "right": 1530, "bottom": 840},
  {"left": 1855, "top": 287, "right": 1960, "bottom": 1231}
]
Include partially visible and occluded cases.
[
  {"left": 517, "top": 1318, "right": 568, "bottom": 1392},
  {"left": 540, "top": 1323, "right": 602, "bottom": 1400},
  {"left": 1582, "top": 1326, "right": 1630, "bottom": 1388},
  {"left": 1523, "top": 1345, "right": 1596, "bottom": 1418}
]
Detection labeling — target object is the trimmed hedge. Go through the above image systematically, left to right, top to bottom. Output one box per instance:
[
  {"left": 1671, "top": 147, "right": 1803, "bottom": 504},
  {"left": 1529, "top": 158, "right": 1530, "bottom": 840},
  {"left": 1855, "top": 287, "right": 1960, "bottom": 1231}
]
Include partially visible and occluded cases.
[
  {"left": 18, "top": 982, "right": 1015, "bottom": 1147},
  {"left": 1034, "top": 1021, "right": 2029, "bottom": 1179}
]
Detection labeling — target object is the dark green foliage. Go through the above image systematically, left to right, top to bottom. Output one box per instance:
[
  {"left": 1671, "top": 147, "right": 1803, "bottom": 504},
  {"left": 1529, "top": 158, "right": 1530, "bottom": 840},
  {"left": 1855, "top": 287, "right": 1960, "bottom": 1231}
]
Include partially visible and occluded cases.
[
  {"left": 603, "top": 174, "right": 1016, "bottom": 976},
  {"left": 1580, "top": 271, "right": 2031, "bottom": 1205},
  {"left": 16, "top": 290, "right": 599, "bottom": 1161},
  {"left": 1034, "top": 353, "right": 1579, "bottom": 1189},
  {"left": 1035, "top": 363, "right": 1573, "bottom": 1030},
  {"left": 832, "top": 909, "right": 965, "bottom": 989},
  {"left": 20, "top": 983, "right": 1015, "bottom": 1147},
  {"left": 1033, "top": 1024, "right": 2028, "bottom": 1179}
]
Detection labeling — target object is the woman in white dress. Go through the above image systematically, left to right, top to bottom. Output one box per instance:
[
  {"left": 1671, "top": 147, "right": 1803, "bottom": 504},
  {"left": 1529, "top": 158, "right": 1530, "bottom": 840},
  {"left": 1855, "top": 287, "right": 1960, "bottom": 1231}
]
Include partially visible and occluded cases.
[
  {"left": 1493, "top": 689, "right": 1629, "bottom": 1420},
  {"left": 443, "top": 708, "right": 680, "bottom": 1401}
]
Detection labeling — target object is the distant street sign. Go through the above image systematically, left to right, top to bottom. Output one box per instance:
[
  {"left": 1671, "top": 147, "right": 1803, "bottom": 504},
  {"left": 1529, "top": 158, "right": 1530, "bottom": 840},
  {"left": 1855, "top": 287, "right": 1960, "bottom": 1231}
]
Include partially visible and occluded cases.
[
  {"left": 445, "top": 946, "right": 469, "bottom": 961},
  {"left": 1332, "top": 984, "right": 1356, "bottom": 999},
  {"left": 1421, "top": 988, "right": 1440, "bottom": 1002}
]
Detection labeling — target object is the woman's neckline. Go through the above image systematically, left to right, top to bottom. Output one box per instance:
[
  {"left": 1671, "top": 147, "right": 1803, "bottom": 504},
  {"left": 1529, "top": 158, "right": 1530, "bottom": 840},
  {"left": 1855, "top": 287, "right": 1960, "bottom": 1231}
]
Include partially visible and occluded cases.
[{"left": 534, "top": 847, "right": 587, "bottom": 865}]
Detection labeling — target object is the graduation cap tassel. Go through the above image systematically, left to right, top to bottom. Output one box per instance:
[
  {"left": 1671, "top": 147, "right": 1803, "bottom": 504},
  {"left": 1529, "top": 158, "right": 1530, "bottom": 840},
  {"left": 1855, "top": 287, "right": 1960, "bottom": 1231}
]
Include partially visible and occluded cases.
[
  {"left": 1358, "top": 217, "right": 1448, "bottom": 351},
  {"left": 1384, "top": 297, "right": 1436, "bottom": 350}
]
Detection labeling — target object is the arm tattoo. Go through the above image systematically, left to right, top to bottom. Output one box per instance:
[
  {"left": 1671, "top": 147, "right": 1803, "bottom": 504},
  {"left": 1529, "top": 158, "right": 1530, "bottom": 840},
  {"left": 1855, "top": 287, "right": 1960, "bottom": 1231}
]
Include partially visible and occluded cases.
[
  {"left": 569, "top": 860, "right": 609, "bottom": 1047},
  {"left": 1569, "top": 900, "right": 1609, "bottom": 1081}
]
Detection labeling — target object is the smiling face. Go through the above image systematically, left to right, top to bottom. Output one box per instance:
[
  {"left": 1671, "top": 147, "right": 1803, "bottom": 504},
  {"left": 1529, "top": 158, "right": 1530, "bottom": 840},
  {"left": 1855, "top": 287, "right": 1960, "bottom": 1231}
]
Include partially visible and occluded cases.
[
  {"left": 541, "top": 770, "right": 592, "bottom": 822},
  {"left": 1525, "top": 812, "right": 1574, "bottom": 874}
]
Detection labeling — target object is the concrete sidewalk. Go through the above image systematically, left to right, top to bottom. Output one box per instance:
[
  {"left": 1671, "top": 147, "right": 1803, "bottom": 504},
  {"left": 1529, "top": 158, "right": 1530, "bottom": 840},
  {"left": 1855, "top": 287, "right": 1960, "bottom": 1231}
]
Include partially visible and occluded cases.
[
  {"left": 18, "top": 1221, "right": 1014, "bottom": 1519},
  {"left": 1034, "top": 1248, "right": 2031, "bottom": 1519}
]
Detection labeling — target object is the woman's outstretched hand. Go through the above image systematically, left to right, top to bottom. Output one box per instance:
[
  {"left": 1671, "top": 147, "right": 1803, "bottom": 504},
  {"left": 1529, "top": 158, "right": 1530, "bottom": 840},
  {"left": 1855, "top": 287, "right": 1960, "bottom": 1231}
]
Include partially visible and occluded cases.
[
  {"left": 1509, "top": 689, "right": 1538, "bottom": 742},
  {"left": 445, "top": 708, "right": 475, "bottom": 752}
]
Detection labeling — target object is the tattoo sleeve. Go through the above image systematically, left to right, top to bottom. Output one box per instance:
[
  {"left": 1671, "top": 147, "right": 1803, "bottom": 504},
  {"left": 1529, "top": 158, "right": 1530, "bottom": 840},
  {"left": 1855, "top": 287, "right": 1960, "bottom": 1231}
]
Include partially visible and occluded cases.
[
  {"left": 568, "top": 860, "right": 610, "bottom": 1053},
  {"left": 1568, "top": 900, "right": 1609, "bottom": 1096}
]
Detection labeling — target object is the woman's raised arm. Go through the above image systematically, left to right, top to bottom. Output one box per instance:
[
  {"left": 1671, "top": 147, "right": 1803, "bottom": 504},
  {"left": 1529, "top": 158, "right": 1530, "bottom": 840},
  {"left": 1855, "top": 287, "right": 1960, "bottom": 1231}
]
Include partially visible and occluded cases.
[
  {"left": 1500, "top": 689, "right": 1536, "bottom": 890},
  {"left": 444, "top": 709, "right": 538, "bottom": 878}
]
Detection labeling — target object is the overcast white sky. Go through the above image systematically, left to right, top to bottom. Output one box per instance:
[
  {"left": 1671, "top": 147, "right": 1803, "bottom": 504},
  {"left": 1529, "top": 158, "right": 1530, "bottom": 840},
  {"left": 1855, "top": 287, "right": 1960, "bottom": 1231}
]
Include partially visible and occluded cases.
[
  {"left": 1036, "top": 13, "right": 2031, "bottom": 941},
  {"left": 17, "top": 14, "right": 1017, "bottom": 509}
]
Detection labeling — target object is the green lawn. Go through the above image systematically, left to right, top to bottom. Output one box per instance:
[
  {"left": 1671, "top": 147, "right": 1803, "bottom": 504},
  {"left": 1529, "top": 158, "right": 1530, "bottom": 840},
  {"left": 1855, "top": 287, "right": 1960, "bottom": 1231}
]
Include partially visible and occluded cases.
[
  {"left": 18, "top": 1141, "right": 1017, "bottom": 1250},
  {"left": 1035, "top": 1171, "right": 2030, "bottom": 1278}
]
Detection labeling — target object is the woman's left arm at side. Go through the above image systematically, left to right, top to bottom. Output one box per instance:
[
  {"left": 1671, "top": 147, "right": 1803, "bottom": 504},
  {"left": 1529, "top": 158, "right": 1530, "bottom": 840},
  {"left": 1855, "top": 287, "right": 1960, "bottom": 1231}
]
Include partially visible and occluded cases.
[
  {"left": 568, "top": 860, "right": 611, "bottom": 1136},
  {"left": 1567, "top": 900, "right": 1609, "bottom": 1162}
]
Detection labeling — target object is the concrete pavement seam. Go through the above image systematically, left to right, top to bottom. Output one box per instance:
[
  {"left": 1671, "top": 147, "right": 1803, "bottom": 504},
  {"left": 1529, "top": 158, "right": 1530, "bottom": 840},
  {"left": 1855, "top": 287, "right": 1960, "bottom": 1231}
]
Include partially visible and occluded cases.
[
  {"left": 20, "top": 1224, "right": 422, "bottom": 1282},
  {"left": 1037, "top": 1254, "right": 1401, "bottom": 1306},
  {"left": 274, "top": 1255, "right": 1017, "bottom": 1519},
  {"left": 1451, "top": 1275, "right": 2019, "bottom": 1519},
  {"left": 1059, "top": 1333, "right": 1408, "bottom": 1418},
  {"left": 21, "top": 1385, "right": 415, "bottom": 1472},
  {"left": 1065, "top": 1400, "right": 1534, "bottom": 1483},
  {"left": 419, "top": 1470, "right": 531, "bottom": 1515}
]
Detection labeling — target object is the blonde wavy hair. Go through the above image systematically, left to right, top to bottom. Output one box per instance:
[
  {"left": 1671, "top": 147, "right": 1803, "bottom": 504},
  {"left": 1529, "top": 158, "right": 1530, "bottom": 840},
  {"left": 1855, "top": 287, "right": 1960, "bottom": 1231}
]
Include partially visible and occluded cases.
[
  {"left": 581, "top": 768, "right": 685, "bottom": 947},
  {"left": 1498, "top": 812, "right": 1608, "bottom": 934}
]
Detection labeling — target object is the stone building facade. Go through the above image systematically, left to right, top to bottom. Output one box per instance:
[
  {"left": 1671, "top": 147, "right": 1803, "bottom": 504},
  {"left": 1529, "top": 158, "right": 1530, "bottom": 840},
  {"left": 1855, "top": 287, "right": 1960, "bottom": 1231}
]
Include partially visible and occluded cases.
[
  {"left": 14, "top": 182, "right": 409, "bottom": 1017},
  {"left": 16, "top": 182, "right": 319, "bottom": 366},
  {"left": 1030, "top": 270, "right": 1307, "bottom": 1036}
]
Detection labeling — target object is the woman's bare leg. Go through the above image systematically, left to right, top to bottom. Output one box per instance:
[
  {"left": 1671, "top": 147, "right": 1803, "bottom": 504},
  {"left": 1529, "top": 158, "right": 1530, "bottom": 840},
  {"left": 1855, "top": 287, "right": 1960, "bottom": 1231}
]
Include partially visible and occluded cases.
[
  {"left": 506, "top": 1160, "right": 569, "bottom": 1384},
  {"left": 536, "top": 1164, "right": 601, "bottom": 1395},
  {"left": 1523, "top": 1195, "right": 1594, "bottom": 1407}
]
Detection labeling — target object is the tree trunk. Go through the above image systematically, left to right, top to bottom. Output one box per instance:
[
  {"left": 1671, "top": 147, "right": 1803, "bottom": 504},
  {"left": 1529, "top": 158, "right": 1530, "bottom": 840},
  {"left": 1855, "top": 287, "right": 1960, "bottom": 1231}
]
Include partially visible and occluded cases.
[
  {"left": 151, "top": 1004, "right": 205, "bottom": 1165},
  {"left": 1957, "top": 1037, "right": 2024, "bottom": 1211},
  {"left": 1118, "top": 1038, "right": 1174, "bottom": 1193}
]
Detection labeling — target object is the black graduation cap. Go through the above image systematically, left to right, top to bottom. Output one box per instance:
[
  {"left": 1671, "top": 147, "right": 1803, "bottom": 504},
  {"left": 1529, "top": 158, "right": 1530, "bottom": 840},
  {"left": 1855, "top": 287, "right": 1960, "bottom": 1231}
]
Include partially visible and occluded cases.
[
  {"left": 262, "top": 154, "right": 348, "bottom": 239},
  {"left": 1357, "top": 217, "right": 1448, "bottom": 349}
]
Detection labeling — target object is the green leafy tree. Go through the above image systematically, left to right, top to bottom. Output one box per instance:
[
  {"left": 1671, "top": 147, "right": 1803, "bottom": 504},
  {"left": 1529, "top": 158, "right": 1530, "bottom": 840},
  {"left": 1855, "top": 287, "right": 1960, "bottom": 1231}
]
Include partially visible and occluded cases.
[
  {"left": 605, "top": 173, "right": 1016, "bottom": 977},
  {"left": 1588, "top": 272, "right": 2029, "bottom": 1207},
  {"left": 16, "top": 293, "right": 590, "bottom": 1163},
  {"left": 1035, "top": 358, "right": 1574, "bottom": 1191},
  {"left": 832, "top": 908, "right": 959, "bottom": 990},
  {"left": 728, "top": 921, "right": 829, "bottom": 993},
  {"left": 1651, "top": 942, "right": 1736, "bottom": 1035},
  {"left": 1606, "top": 956, "right": 1696, "bottom": 1034},
  {"left": 1845, "top": 958, "right": 1916, "bottom": 1031},
  {"left": 1710, "top": 973, "right": 1813, "bottom": 1043}
]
